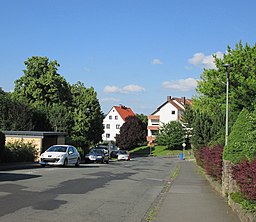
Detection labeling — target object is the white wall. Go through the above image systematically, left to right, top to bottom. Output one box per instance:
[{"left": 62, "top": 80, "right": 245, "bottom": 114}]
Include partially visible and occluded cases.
[
  {"left": 158, "top": 103, "right": 179, "bottom": 126},
  {"left": 102, "top": 107, "right": 124, "bottom": 141}
]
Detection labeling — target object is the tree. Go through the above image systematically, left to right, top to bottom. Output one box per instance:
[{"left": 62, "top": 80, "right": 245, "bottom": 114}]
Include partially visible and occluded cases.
[
  {"left": 193, "top": 41, "right": 256, "bottom": 147},
  {"left": 12, "top": 56, "right": 73, "bottom": 132},
  {"left": 13, "top": 56, "right": 72, "bottom": 107},
  {"left": 70, "top": 82, "right": 104, "bottom": 150},
  {"left": 0, "top": 94, "right": 34, "bottom": 131},
  {"left": 44, "top": 104, "right": 73, "bottom": 133},
  {"left": 181, "top": 104, "right": 194, "bottom": 128},
  {"left": 190, "top": 111, "right": 213, "bottom": 150},
  {"left": 136, "top": 113, "right": 148, "bottom": 126},
  {"left": 116, "top": 116, "right": 146, "bottom": 150},
  {"left": 156, "top": 121, "right": 184, "bottom": 149}
]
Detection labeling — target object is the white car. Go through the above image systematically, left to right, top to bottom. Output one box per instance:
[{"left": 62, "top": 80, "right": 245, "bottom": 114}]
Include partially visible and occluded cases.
[
  {"left": 39, "top": 145, "right": 80, "bottom": 167},
  {"left": 117, "top": 150, "right": 130, "bottom": 161}
]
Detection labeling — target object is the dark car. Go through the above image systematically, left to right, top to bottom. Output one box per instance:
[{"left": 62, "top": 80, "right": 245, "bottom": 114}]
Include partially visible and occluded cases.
[
  {"left": 85, "top": 148, "right": 109, "bottom": 164},
  {"left": 110, "top": 150, "right": 119, "bottom": 158}
]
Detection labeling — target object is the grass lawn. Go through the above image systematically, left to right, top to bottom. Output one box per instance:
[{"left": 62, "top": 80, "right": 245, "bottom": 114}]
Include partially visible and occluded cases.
[{"left": 130, "top": 145, "right": 193, "bottom": 158}]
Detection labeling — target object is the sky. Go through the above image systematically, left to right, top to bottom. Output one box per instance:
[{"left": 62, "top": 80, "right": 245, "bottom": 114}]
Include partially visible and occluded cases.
[{"left": 0, "top": 0, "right": 255, "bottom": 115}]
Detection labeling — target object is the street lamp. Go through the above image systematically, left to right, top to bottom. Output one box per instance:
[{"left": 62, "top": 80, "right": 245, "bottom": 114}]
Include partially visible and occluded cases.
[{"left": 222, "top": 64, "right": 231, "bottom": 146}]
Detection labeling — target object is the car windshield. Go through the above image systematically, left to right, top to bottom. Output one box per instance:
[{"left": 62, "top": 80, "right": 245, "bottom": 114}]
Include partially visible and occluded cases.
[
  {"left": 47, "top": 146, "right": 67, "bottom": 153},
  {"left": 89, "top": 149, "right": 104, "bottom": 154},
  {"left": 119, "top": 150, "right": 128, "bottom": 154}
]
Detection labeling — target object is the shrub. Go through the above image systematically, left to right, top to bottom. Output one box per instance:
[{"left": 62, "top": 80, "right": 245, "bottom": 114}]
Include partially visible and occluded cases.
[
  {"left": 224, "top": 108, "right": 256, "bottom": 163},
  {"left": 4, "top": 140, "right": 37, "bottom": 162},
  {"left": 194, "top": 145, "right": 224, "bottom": 182},
  {"left": 204, "top": 145, "right": 223, "bottom": 182},
  {"left": 194, "top": 146, "right": 208, "bottom": 168},
  {"left": 232, "top": 159, "right": 256, "bottom": 201},
  {"left": 230, "top": 192, "right": 256, "bottom": 212}
]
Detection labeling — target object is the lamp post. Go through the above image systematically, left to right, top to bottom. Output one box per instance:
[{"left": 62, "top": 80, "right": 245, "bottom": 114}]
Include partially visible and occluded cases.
[{"left": 222, "top": 64, "right": 231, "bottom": 146}]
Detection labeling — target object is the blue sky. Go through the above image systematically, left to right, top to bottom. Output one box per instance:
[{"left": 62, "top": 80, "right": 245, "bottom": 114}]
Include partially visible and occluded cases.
[{"left": 0, "top": 0, "right": 255, "bottom": 115}]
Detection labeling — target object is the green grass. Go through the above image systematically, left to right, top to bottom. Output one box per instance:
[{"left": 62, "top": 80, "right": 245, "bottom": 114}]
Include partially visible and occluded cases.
[{"left": 130, "top": 145, "right": 193, "bottom": 158}]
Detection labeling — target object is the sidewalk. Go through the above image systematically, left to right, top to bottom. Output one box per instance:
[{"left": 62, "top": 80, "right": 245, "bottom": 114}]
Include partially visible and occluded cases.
[
  {"left": 156, "top": 160, "right": 240, "bottom": 222},
  {"left": 0, "top": 162, "right": 40, "bottom": 171}
]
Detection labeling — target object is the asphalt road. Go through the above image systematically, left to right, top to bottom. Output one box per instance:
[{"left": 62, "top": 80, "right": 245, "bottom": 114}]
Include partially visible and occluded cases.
[{"left": 0, "top": 156, "right": 178, "bottom": 222}]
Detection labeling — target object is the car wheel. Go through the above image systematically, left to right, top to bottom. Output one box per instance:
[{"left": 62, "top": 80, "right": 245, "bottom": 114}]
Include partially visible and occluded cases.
[
  {"left": 63, "top": 158, "right": 68, "bottom": 167},
  {"left": 75, "top": 158, "right": 80, "bottom": 167},
  {"left": 106, "top": 160, "right": 109, "bottom": 164},
  {"left": 41, "top": 164, "right": 46, "bottom": 167}
]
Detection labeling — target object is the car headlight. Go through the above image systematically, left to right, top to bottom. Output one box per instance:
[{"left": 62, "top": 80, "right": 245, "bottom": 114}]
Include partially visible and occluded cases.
[{"left": 56, "top": 154, "right": 65, "bottom": 158}]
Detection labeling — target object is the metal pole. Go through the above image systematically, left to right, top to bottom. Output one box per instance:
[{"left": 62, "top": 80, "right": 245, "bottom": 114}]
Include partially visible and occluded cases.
[
  {"left": 222, "top": 64, "right": 230, "bottom": 146},
  {"left": 225, "top": 71, "right": 229, "bottom": 146}
]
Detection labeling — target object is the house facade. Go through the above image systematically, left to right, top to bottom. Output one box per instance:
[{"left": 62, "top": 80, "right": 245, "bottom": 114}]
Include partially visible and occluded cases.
[
  {"left": 147, "top": 96, "right": 192, "bottom": 144},
  {"left": 102, "top": 105, "right": 135, "bottom": 142}
]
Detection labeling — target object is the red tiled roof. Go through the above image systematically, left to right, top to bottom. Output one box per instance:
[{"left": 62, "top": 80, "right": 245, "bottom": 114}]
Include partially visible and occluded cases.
[{"left": 114, "top": 105, "right": 135, "bottom": 121}]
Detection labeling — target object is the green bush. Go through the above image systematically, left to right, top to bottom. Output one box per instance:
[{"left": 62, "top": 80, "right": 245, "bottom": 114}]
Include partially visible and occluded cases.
[
  {"left": 223, "top": 108, "right": 256, "bottom": 163},
  {"left": 3, "top": 140, "right": 37, "bottom": 163},
  {"left": 230, "top": 192, "right": 256, "bottom": 212}
]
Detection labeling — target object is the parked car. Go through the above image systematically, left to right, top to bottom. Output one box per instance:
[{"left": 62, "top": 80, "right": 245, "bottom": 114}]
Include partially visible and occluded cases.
[
  {"left": 39, "top": 145, "right": 80, "bottom": 167},
  {"left": 85, "top": 148, "right": 109, "bottom": 164},
  {"left": 110, "top": 150, "right": 119, "bottom": 158},
  {"left": 117, "top": 150, "right": 130, "bottom": 161}
]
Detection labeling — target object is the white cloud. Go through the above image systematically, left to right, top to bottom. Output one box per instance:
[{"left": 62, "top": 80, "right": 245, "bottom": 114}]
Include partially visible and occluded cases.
[
  {"left": 188, "top": 51, "right": 224, "bottom": 69},
  {"left": 151, "top": 58, "right": 163, "bottom": 65},
  {"left": 162, "top": 78, "right": 198, "bottom": 92},
  {"left": 104, "top": 84, "right": 145, "bottom": 94},
  {"left": 104, "top": 85, "right": 121, "bottom": 93}
]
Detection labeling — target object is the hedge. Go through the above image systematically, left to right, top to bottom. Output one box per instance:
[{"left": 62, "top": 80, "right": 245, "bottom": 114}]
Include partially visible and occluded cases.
[{"left": 223, "top": 108, "right": 256, "bottom": 163}]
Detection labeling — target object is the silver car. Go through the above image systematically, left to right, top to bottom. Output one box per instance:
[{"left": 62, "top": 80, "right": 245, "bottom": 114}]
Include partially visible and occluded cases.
[{"left": 40, "top": 145, "right": 80, "bottom": 167}]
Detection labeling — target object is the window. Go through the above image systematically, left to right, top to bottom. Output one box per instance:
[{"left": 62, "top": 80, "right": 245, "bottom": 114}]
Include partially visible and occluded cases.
[
  {"left": 171, "top": 110, "right": 175, "bottom": 115},
  {"left": 109, "top": 115, "right": 112, "bottom": 120},
  {"left": 115, "top": 116, "right": 118, "bottom": 120},
  {"left": 103, "top": 124, "right": 105, "bottom": 129},
  {"left": 106, "top": 124, "right": 110, "bottom": 129},
  {"left": 116, "top": 124, "right": 120, "bottom": 129},
  {"left": 106, "top": 133, "right": 110, "bottom": 138},
  {"left": 68, "top": 147, "right": 74, "bottom": 154}
]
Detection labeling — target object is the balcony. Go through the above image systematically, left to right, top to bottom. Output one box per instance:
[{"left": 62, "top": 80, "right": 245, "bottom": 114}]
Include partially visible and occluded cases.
[
  {"left": 148, "top": 115, "right": 160, "bottom": 120},
  {"left": 147, "top": 125, "right": 160, "bottom": 130},
  {"left": 147, "top": 136, "right": 156, "bottom": 142}
]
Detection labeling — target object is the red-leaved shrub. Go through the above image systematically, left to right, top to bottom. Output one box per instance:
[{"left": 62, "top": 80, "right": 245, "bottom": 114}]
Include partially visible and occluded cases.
[
  {"left": 195, "top": 145, "right": 224, "bottom": 182},
  {"left": 204, "top": 145, "right": 224, "bottom": 182},
  {"left": 194, "top": 146, "right": 209, "bottom": 168},
  {"left": 232, "top": 159, "right": 256, "bottom": 201}
]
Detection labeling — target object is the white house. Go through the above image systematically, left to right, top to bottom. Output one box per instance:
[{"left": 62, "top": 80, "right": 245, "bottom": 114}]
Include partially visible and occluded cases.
[
  {"left": 147, "top": 96, "right": 192, "bottom": 144},
  {"left": 102, "top": 105, "right": 135, "bottom": 142}
]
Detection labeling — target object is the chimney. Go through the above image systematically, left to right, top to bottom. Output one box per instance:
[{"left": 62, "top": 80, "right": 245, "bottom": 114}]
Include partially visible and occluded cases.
[
  {"left": 167, "top": 96, "right": 172, "bottom": 101},
  {"left": 181, "top": 97, "right": 186, "bottom": 105}
]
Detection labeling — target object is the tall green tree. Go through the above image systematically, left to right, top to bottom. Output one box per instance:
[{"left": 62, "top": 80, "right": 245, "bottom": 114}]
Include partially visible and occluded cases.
[
  {"left": 193, "top": 42, "right": 256, "bottom": 146},
  {"left": 13, "top": 56, "right": 72, "bottom": 107},
  {"left": 70, "top": 82, "right": 104, "bottom": 149},
  {"left": 0, "top": 94, "right": 34, "bottom": 131},
  {"left": 44, "top": 104, "right": 73, "bottom": 133},
  {"left": 190, "top": 111, "right": 214, "bottom": 150},
  {"left": 116, "top": 116, "right": 146, "bottom": 150},
  {"left": 156, "top": 121, "right": 184, "bottom": 149}
]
